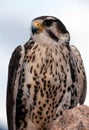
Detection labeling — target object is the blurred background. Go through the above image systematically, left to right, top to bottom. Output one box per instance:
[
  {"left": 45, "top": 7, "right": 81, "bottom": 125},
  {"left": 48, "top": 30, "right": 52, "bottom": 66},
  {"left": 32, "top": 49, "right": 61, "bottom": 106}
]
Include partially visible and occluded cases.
[{"left": 0, "top": 0, "right": 89, "bottom": 129}]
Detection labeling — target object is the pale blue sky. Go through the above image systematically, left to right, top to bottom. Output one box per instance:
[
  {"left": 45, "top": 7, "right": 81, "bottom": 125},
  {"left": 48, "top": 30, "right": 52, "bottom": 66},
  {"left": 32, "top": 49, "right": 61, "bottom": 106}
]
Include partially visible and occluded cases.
[{"left": 0, "top": 0, "right": 89, "bottom": 128}]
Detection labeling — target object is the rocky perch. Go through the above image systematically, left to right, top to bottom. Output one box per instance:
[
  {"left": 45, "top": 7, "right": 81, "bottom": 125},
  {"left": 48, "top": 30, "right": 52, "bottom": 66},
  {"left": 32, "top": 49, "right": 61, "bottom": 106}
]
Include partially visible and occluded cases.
[{"left": 51, "top": 105, "right": 89, "bottom": 130}]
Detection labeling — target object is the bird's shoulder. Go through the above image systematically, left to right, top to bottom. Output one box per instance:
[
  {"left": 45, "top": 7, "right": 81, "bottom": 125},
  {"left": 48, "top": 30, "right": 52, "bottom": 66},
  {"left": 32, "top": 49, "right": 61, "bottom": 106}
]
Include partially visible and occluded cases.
[
  {"left": 7, "top": 38, "right": 35, "bottom": 130},
  {"left": 70, "top": 45, "right": 87, "bottom": 105}
]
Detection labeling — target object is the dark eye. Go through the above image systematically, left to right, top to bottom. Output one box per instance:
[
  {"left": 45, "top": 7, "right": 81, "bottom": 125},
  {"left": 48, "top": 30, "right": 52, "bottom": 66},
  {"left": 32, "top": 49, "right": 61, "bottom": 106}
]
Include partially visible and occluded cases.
[{"left": 43, "top": 20, "right": 53, "bottom": 27}]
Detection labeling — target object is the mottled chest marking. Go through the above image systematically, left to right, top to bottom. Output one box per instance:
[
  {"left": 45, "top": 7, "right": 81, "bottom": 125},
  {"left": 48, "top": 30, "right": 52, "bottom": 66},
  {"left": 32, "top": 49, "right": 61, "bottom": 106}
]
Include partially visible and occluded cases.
[
  {"left": 16, "top": 43, "right": 73, "bottom": 130},
  {"left": 16, "top": 67, "right": 28, "bottom": 129}
]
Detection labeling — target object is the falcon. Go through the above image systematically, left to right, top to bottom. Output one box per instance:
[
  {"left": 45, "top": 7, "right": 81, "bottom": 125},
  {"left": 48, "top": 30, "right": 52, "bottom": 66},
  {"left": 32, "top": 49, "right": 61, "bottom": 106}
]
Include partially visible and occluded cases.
[{"left": 6, "top": 16, "right": 87, "bottom": 130}]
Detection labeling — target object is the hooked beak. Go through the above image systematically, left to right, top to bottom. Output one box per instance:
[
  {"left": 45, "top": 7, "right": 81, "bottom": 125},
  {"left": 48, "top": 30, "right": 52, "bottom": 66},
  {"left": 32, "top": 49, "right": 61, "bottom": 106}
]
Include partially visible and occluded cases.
[{"left": 32, "top": 22, "right": 44, "bottom": 34}]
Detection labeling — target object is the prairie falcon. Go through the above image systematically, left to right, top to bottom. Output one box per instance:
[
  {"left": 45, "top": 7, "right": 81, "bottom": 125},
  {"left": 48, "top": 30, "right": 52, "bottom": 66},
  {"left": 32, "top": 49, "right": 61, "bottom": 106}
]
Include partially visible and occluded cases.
[{"left": 6, "top": 16, "right": 87, "bottom": 130}]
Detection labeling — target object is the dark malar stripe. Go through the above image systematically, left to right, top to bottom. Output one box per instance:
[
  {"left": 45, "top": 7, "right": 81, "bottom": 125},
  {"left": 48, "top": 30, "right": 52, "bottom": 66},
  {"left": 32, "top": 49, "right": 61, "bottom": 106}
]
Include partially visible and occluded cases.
[{"left": 47, "top": 30, "right": 59, "bottom": 42}]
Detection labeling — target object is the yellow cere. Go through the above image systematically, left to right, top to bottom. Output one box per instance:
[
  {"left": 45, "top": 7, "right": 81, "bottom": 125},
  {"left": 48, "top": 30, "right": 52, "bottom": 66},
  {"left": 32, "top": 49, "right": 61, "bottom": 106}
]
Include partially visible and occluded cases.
[{"left": 34, "top": 22, "right": 44, "bottom": 32}]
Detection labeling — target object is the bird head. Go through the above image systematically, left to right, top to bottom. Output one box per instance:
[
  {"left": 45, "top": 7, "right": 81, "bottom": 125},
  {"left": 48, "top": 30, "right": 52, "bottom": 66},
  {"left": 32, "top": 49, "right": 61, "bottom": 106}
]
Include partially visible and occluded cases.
[{"left": 31, "top": 16, "right": 70, "bottom": 44}]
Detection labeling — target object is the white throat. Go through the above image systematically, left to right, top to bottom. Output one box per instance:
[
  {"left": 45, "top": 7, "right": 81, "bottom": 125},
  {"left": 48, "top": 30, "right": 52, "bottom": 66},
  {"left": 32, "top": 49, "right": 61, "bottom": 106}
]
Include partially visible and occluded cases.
[{"left": 32, "top": 31, "right": 70, "bottom": 46}]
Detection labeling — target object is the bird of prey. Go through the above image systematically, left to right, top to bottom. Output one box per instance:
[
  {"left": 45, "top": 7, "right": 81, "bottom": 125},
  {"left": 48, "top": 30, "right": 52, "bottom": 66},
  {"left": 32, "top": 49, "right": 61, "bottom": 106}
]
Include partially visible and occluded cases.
[{"left": 6, "top": 16, "right": 87, "bottom": 130}]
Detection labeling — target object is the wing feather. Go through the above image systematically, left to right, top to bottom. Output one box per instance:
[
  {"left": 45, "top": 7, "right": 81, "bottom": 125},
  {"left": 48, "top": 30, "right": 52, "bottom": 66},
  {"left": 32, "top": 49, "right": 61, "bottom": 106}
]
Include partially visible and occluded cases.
[
  {"left": 6, "top": 38, "right": 35, "bottom": 130},
  {"left": 6, "top": 45, "right": 23, "bottom": 130},
  {"left": 70, "top": 45, "right": 87, "bottom": 105}
]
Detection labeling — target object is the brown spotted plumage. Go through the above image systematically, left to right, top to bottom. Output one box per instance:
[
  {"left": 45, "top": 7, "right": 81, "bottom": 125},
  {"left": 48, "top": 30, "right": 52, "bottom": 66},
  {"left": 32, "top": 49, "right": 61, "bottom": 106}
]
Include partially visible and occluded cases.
[{"left": 7, "top": 16, "right": 87, "bottom": 130}]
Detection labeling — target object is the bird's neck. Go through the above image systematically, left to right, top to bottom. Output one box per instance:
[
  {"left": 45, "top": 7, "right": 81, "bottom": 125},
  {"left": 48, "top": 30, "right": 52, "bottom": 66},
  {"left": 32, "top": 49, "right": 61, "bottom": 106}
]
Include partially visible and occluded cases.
[{"left": 32, "top": 32, "right": 70, "bottom": 46}]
